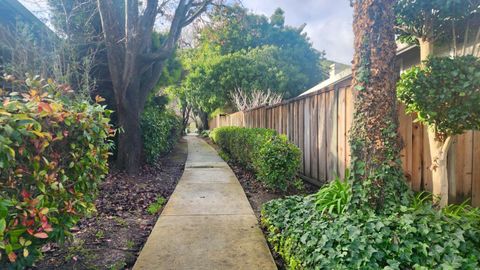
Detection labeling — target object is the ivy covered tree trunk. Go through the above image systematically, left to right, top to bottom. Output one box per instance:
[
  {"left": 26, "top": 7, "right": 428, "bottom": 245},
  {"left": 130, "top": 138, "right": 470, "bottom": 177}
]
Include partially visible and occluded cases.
[{"left": 349, "top": 0, "right": 409, "bottom": 211}]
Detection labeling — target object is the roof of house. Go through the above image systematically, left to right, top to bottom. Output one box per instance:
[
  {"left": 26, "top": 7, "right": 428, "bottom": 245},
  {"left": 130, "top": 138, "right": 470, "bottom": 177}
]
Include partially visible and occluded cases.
[
  {"left": 0, "top": 0, "right": 56, "bottom": 44},
  {"left": 299, "top": 44, "right": 417, "bottom": 97}
]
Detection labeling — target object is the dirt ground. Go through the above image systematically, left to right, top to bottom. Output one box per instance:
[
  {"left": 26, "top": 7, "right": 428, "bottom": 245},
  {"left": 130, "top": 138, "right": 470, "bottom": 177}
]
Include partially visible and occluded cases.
[{"left": 33, "top": 139, "right": 188, "bottom": 270}]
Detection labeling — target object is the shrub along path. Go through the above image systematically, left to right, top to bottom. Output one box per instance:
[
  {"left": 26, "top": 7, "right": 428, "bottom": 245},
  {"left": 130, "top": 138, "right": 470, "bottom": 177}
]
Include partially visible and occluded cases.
[{"left": 133, "top": 136, "right": 276, "bottom": 270}]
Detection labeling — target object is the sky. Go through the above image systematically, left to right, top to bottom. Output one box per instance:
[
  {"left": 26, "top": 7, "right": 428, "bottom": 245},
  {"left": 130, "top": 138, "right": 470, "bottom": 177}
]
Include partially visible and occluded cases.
[{"left": 19, "top": 0, "right": 355, "bottom": 64}]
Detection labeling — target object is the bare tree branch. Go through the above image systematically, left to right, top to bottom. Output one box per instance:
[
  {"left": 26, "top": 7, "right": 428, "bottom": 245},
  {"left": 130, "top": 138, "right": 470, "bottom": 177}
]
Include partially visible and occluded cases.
[{"left": 230, "top": 88, "right": 283, "bottom": 111}]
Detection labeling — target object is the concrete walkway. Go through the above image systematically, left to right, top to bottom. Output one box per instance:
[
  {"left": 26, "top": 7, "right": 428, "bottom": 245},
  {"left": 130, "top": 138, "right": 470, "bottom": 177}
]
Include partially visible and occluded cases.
[{"left": 133, "top": 136, "right": 276, "bottom": 270}]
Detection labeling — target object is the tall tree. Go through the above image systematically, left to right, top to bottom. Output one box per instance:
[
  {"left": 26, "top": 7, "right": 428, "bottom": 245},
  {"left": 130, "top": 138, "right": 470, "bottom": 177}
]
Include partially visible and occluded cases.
[
  {"left": 97, "top": 0, "right": 212, "bottom": 173},
  {"left": 349, "top": 0, "right": 409, "bottom": 211},
  {"left": 395, "top": 0, "right": 480, "bottom": 206},
  {"left": 395, "top": 0, "right": 480, "bottom": 60},
  {"left": 170, "top": 6, "right": 325, "bottom": 129}
]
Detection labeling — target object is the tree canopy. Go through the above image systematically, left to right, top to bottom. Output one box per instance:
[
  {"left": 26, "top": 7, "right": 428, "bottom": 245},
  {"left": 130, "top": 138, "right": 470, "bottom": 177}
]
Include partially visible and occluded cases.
[{"left": 170, "top": 5, "right": 326, "bottom": 123}]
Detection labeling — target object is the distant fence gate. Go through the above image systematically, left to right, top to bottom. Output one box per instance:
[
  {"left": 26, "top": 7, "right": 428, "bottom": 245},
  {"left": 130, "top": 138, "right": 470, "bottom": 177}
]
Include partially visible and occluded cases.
[{"left": 208, "top": 79, "right": 480, "bottom": 207}]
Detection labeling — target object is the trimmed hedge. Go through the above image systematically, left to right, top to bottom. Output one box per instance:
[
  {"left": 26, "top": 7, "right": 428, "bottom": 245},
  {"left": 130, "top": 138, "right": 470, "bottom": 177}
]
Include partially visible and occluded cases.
[
  {"left": 0, "top": 77, "right": 113, "bottom": 268},
  {"left": 141, "top": 107, "right": 181, "bottom": 163},
  {"left": 210, "top": 127, "right": 301, "bottom": 191},
  {"left": 262, "top": 180, "right": 480, "bottom": 269}
]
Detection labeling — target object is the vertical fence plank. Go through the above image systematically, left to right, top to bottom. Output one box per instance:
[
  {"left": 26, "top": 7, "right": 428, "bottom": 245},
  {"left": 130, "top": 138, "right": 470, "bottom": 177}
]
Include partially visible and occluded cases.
[
  {"left": 345, "top": 86, "right": 354, "bottom": 167},
  {"left": 337, "top": 87, "right": 346, "bottom": 179},
  {"left": 326, "top": 88, "right": 338, "bottom": 181},
  {"left": 318, "top": 93, "right": 327, "bottom": 181},
  {"left": 311, "top": 95, "right": 319, "bottom": 180},
  {"left": 304, "top": 98, "right": 312, "bottom": 177},
  {"left": 299, "top": 99, "right": 305, "bottom": 174},
  {"left": 293, "top": 101, "right": 298, "bottom": 147},
  {"left": 398, "top": 104, "right": 412, "bottom": 187},
  {"left": 411, "top": 118, "right": 423, "bottom": 191},
  {"left": 422, "top": 128, "right": 433, "bottom": 192},
  {"left": 472, "top": 131, "right": 480, "bottom": 207},
  {"left": 455, "top": 132, "right": 473, "bottom": 203},
  {"left": 454, "top": 135, "right": 466, "bottom": 202}
]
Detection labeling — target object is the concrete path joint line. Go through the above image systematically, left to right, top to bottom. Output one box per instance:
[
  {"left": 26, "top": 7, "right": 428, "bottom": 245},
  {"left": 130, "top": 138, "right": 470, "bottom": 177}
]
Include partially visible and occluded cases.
[{"left": 133, "top": 136, "right": 277, "bottom": 270}]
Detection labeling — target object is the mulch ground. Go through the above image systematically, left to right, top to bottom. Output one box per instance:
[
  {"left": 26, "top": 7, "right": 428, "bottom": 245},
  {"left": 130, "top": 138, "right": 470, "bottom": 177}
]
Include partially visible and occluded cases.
[
  {"left": 202, "top": 136, "right": 320, "bottom": 269},
  {"left": 33, "top": 139, "right": 188, "bottom": 270}
]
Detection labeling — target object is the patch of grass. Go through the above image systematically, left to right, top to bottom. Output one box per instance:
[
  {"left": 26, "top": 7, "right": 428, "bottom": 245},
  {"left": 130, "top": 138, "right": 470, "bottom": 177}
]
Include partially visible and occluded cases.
[
  {"left": 147, "top": 196, "right": 167, "bottom": 215},
  {"left": 113, "top": 216, "right": 128, "bottom": 227},
  {"left": 95, "top": 230, "right": 104, "bottom": 239},
  {"left": 126, "top": 240, "right": 135, "bottom": 249}
]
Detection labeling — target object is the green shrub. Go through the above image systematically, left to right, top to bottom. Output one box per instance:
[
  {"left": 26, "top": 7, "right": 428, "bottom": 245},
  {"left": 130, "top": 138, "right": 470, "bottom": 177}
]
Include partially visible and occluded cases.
[
  {"left": 397, "top": 56, "right": 480, "bottom": 138},
  {"left": 0, "top": 77, "right": 113, "bottom": 268},
  {"left": 141, "top": 106, "right": 181, "bottom": 163},
  {"left": 210, "top": 127, "right": 301, "bottom": 191},
  {"left": 256, "top": 136, "right": 302, "bottom": 191},
  {"left": 262, "top": 181, "right": 480, "bottom": 269}
]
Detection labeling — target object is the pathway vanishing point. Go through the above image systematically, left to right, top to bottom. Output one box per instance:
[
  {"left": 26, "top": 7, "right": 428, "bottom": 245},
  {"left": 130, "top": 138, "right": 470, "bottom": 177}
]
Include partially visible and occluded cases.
[{"left": 133, "top": 136, "right": 277, "bottom": 270}]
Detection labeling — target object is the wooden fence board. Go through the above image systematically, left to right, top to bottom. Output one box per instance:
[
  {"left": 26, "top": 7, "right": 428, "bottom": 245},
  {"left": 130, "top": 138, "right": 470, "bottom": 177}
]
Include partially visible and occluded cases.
[
  {"left": 345, "top": 86, "right": 354, "bottom": 167},
  {"left": 337, "top": 87, "right": 347, "bottom": 179},
  {"left": 326, "top": 88, "right": 338, "bottom": 180},
  {"left": 318, "top": 94, "right": 327, "bottom": 182},
  {"left": 311, "top": 95, "right": 319, "bottom": 180},
  {"left": 304, "top": 98, "right": 312, "bottom": 178},
  {"left": 299, "top": 99, "right": 305, "bottom": 174},
  {"left": 411, "top": 119, "right": 423, "bottom": 191},
  {"left": 422, "top": 128, "right": 433, "bottom": 192},
  {"left": 472, "top": 131, "right": 480, "bottom": 207},
  {"left": 455, "top": 135, "right": 466, "bottom": 202}
]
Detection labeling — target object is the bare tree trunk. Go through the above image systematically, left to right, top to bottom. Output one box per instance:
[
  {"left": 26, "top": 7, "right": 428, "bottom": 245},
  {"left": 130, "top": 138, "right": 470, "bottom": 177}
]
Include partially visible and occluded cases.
[
  {"left": 97, "top": 0, "right": 212, "bottom": 174},
  {"left": 419, "top": 39, "right": 434, "bottom": 63},
  {"left": 116, "top": 97, "right": 142, "bottom": 173},
  {"left": 180, "top": 104, "right": 191, "bottom": 135},
  {"left": 195, "top": 110, "right": 209, "bottom": 131},
  {"left": 428, "top": 131, "right": 453, "bottom": 206}
]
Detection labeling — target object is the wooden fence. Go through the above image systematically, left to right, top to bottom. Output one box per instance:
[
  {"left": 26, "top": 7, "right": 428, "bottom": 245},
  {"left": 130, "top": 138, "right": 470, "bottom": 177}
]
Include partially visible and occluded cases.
[{"left": 208, "top": 79, "right": 480, "bottom": 207}]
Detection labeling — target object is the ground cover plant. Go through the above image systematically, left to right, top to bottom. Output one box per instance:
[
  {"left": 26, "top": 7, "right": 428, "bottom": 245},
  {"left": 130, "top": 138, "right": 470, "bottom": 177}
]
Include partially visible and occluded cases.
[
  {"left": 261, "top": 0, "right": 480, "bottom": 269},
  {"left": 0, "top": 76, "right": 113, "bottom": 268},
  {"left": 210, "top": 127, "right": 301, "bottom": 191},
  {"left": 262, "top": 179, "right": 480, "bottom": 269}
]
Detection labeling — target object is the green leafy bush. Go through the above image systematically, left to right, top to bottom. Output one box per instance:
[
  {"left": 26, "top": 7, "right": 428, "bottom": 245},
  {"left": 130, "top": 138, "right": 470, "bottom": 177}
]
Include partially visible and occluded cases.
[
  {"left": 397, "top": 56, "right": 480, "bottom": 138},
  {"left": 0, "top": 77, "right": 113, "bottom": 268},
  {"left": 140, "top": 105, "right": 181, "bottom": 163},
  {"left": 210, "top": 127, "right": 301, "bottom": 191},
  {"left": 262, "top": 181, "right": 480, "bottom": 269}
]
